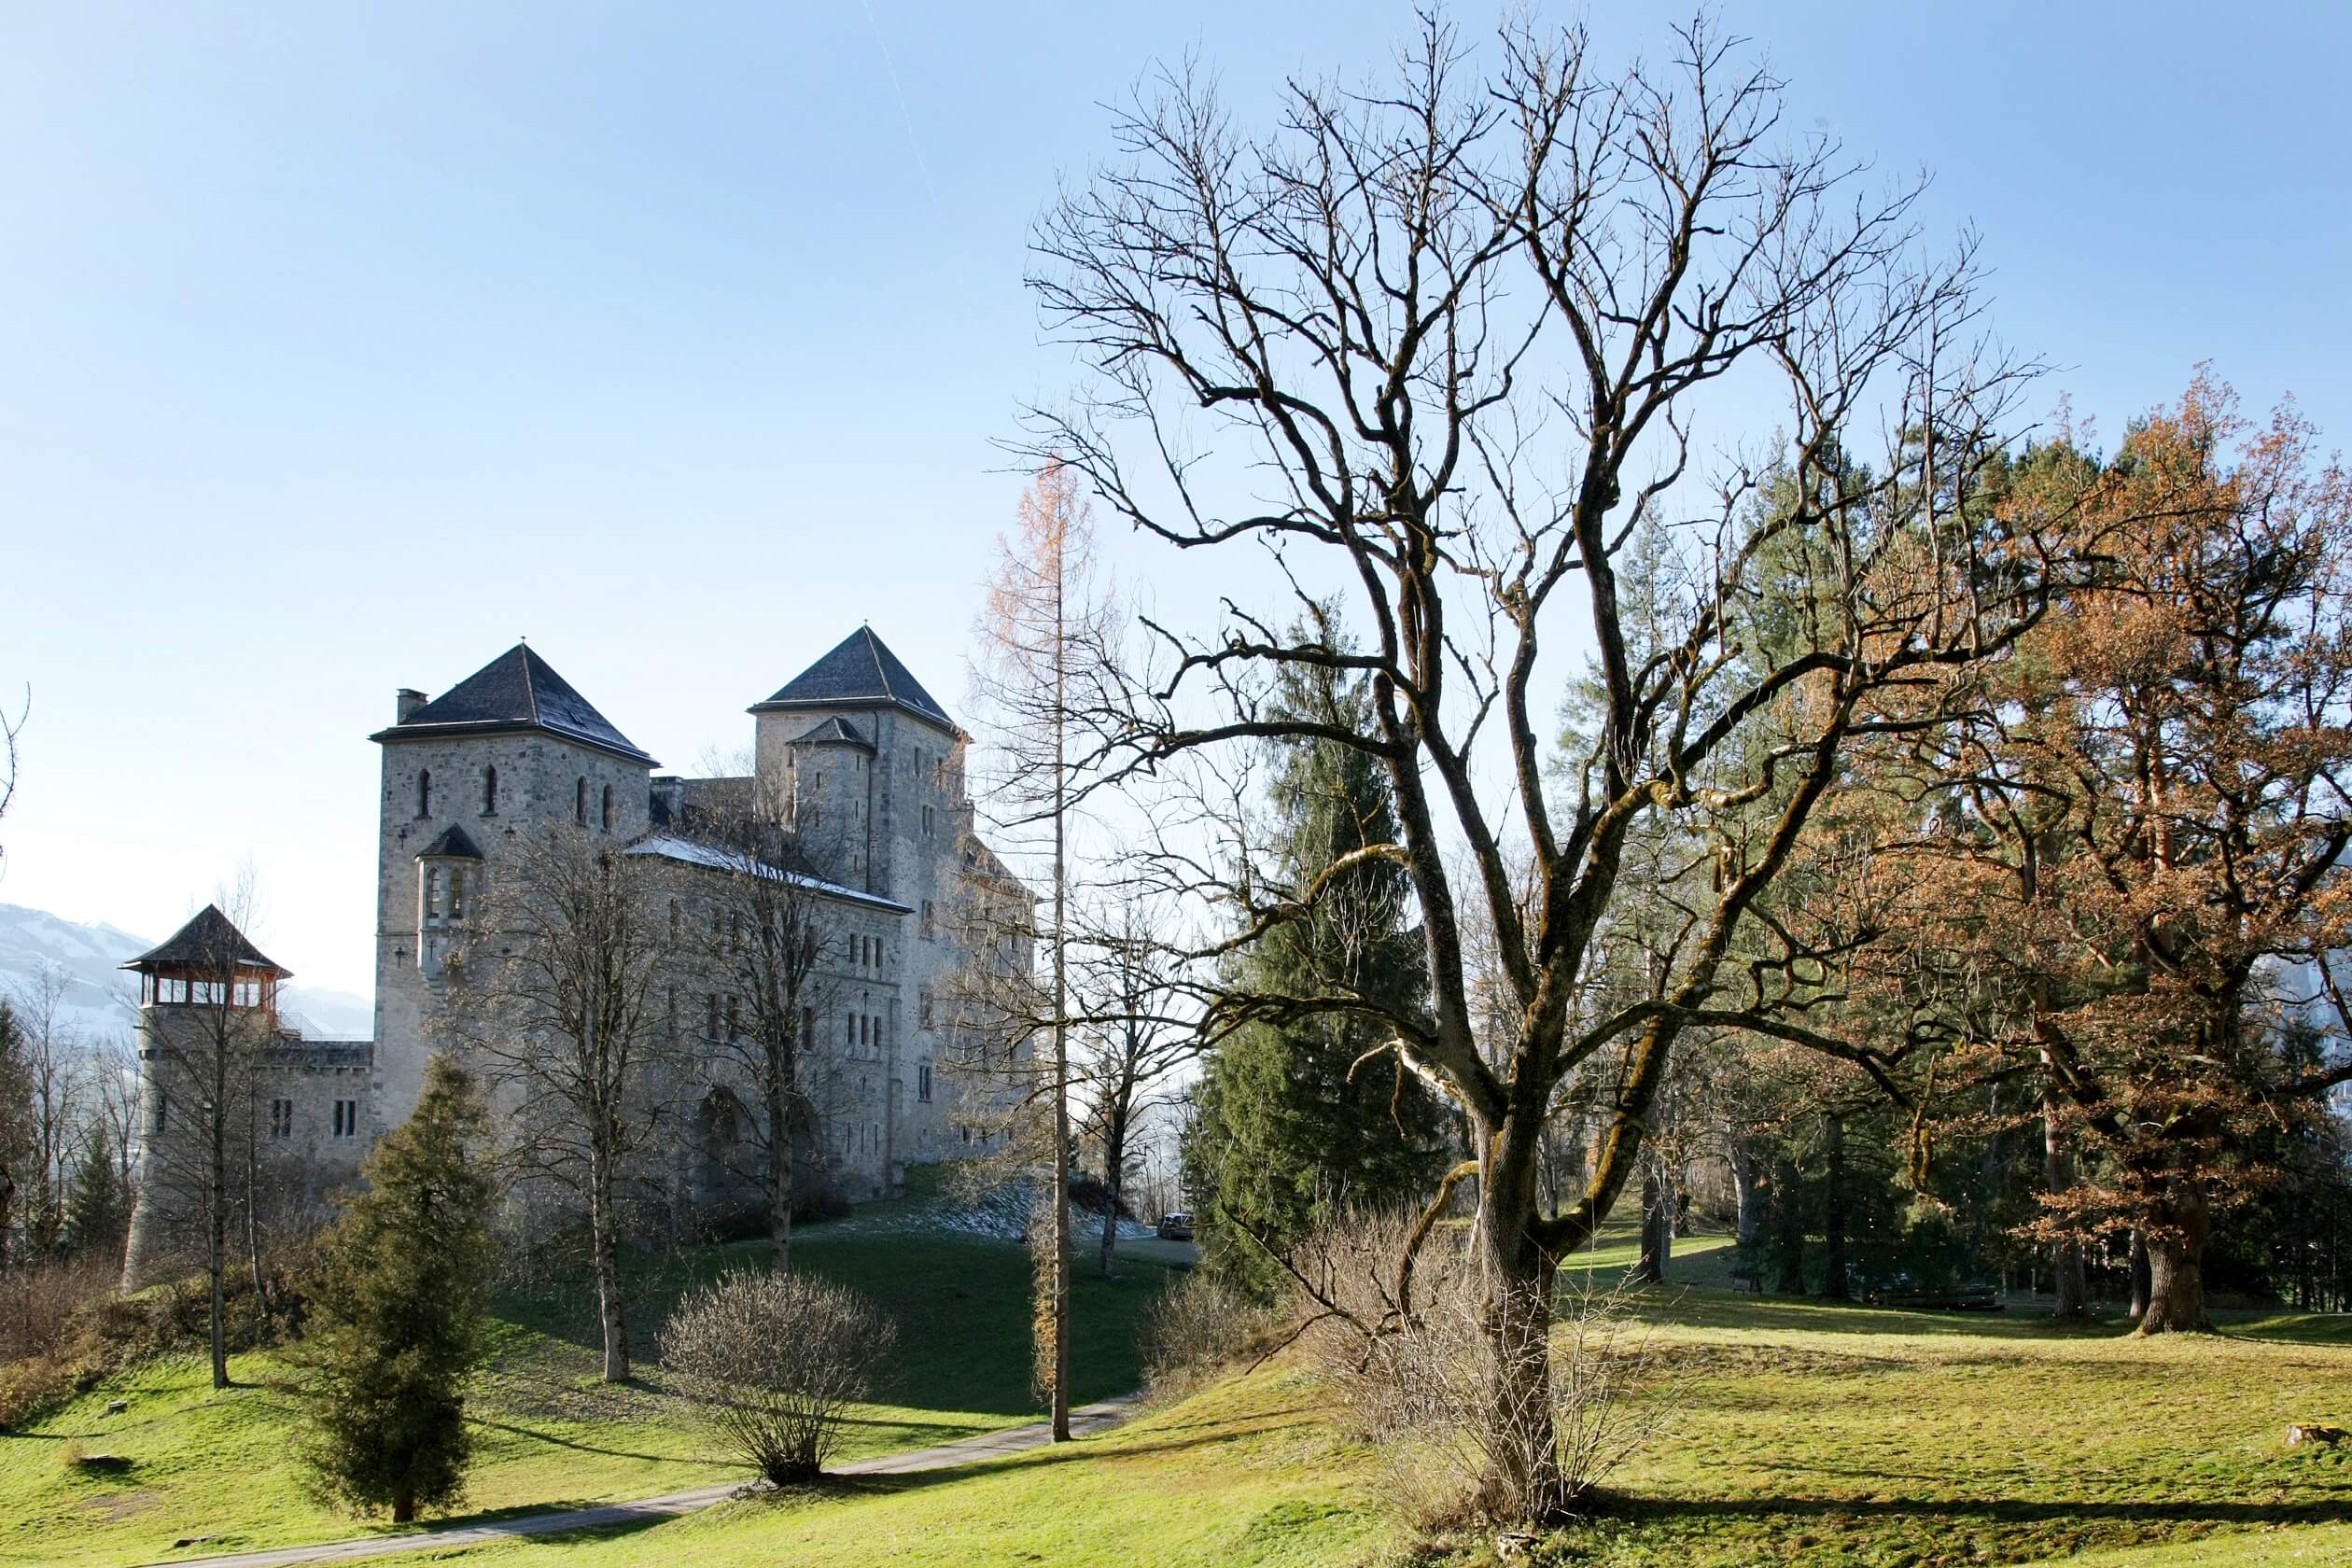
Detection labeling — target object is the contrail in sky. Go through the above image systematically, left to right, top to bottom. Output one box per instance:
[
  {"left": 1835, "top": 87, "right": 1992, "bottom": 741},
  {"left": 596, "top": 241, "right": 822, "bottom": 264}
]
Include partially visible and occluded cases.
[{"left": 855, "top": 0, "right": 942, "bottom": 214}]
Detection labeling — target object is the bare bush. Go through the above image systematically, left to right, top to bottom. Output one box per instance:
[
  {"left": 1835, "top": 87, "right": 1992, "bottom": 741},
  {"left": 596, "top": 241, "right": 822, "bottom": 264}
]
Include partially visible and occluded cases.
[
  {"left": 1295, "top": 1211, "right": 1672, "bottom": 1527},
  {"left": 657, "top": 1269, "right": 895, "bottom": 1484},
  {"left": 1141, "top": 1269, "right": 1276, "bottom": 1399}
]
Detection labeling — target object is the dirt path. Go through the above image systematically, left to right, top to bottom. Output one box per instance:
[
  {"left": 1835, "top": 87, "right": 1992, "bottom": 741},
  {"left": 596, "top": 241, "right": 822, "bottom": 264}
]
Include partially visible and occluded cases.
[{"left": 132, "top": 1396, "right": 1141, "bottom": 1568}]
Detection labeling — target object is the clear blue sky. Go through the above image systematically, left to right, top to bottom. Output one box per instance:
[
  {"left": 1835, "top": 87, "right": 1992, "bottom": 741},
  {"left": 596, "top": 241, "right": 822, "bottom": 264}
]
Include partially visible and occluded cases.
[{"left": 2, "top": 2, "right": 2345, "bottom": 996}]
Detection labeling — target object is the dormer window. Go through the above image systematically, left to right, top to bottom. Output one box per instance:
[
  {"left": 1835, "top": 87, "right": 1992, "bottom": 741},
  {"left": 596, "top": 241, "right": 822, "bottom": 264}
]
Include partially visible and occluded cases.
[
  {"left": 482, "top": 766, "right": 498, "bottom": 816},
  {"left": 417, "top": 769, "right": 432, "bottom": 819}
]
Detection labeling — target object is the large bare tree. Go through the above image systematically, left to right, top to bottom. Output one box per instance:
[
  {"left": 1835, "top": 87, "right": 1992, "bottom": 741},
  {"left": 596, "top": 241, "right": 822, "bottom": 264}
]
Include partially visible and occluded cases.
[
  {"left": 1025, "top": 14, "right": 2068, "bottom": 1519},
  {"left": 672, "top": 777, "right": 853, "bottom": 1273},
  {"left": 444, "top": 827, "right": 680, "bottom": 1382},
  {"left": 131, "top": 891, "right": 283, "bottom": 1388}
]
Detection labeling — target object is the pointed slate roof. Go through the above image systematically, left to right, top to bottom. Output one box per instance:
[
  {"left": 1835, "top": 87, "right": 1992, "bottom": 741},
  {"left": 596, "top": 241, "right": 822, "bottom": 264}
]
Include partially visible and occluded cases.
[
  {"left": 752, "top": 628, "right": 953, "bottom": 731},
  {"left": 371, "top": 644, "right": 656, "bottom": 765},
  {"left": 786, "top": 716, "right": 875, "bottom": 749},
  {"left": 415, "top": 824, "right": 485, "bottom": 861},
  {"left": 120, "top": 904, "right": 291, "bottom": 977}
]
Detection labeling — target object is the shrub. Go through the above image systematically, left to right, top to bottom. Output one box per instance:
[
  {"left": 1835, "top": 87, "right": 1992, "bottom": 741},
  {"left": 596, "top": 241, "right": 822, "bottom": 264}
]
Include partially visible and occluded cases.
[
  {"left": 0, "top": 1253, "right": 301, "bottom": 1430},
  {"left": 659, "top": 1269, "right": 895, "bottom": 1485},
  {"left": 1141, "top": 1269, "right": 1278, "bottom": 1398}
]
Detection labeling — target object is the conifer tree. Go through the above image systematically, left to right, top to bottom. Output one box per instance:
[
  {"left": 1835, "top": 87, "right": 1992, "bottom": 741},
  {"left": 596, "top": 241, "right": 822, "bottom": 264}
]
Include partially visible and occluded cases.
[
  {"left": 1184, "top": 644, "right": 1450, "bottom": 1298},
  {"left": 292, "top": 1054, "right": 496, "bottom": 1523},
  {"left": 63, "top": 1137, "right": 127, "bottom": 1265}
]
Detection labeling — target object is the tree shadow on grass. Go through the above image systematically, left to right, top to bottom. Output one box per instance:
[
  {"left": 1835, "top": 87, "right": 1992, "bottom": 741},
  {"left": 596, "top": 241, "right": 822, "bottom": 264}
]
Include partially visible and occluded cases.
[
  {"left": 465, "top": 1416, "right": 738, "bottom": 1468},
  {"left": 1617, "top": 1492, "right": 2352, "bottom": 1533}
]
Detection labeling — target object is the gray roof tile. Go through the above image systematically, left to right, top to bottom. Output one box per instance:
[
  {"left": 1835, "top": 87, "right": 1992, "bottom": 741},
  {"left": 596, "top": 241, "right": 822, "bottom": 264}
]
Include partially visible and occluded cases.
[
  {"left": 754, "top": 628, "right": 952, "bottom": 730},
  {"left": 374, "top": 644, "right": 655, "bottom": 764}
]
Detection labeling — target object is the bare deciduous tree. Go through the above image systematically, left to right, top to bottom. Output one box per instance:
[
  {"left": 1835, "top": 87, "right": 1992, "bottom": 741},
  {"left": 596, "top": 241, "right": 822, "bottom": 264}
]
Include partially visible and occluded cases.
[
  {"left": 1025, "top": 13, "right": 2066, "bottom": 1518},
  {"left": 967, "top": 460, "right": 1126, "bottom": 1440},
  {"left": 672, "top": 776, "right": 854, "bottom": 1273},
  {"left": 444, "top": 827, "right": 680, "bottom": 1382},
  {"left": 130, "top": 890, "right": 283, "bottom": 1388},
  {"left": 1070, "top": 903, "right": 1197, "bottom": 1278}
]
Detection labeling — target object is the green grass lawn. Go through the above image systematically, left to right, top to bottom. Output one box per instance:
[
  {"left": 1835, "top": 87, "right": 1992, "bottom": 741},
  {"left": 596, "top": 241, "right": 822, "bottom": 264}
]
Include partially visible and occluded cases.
[
  {"left": 21, "top": 1210, "right": 2352, "bottom": 1568},
  {"left": 341, "top": 1221, "right": 2352, "bottom": 1568},
  {"left": 1, "top": 1222, "right": 1183, "bottom": 1568},
  {"left": 357, "top": 1361, "right": 1389, "bottom": 1568}
]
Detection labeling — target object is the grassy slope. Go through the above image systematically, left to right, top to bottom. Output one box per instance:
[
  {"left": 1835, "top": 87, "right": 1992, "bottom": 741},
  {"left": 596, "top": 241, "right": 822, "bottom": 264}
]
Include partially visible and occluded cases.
[
  {"left": 355, "top": 1222, "right": 2352, "bottom": 1568},
  {"left": 2, "top": 1225, "right": 1181, "bottom": 1568},
  {"left": 361, "top": 1363, "right": 1387, "bottom": 1568}
]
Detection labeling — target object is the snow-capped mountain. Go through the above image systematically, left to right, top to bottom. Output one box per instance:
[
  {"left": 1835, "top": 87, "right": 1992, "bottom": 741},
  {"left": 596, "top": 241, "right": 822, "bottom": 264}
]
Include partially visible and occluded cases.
[{"left": 0, "top": 903, "right": 373, "bottom": 1046}]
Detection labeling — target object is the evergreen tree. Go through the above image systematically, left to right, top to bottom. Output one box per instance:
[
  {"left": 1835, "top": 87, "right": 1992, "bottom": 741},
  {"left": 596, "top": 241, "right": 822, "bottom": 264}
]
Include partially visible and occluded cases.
[
  {"left": 1184, "top": 641, "right": 1450, "bottom": 1298},
  {"left": 291, "top": 1054, "right": 495, "bottom": 1522},
  {"left": 63, "top": 1137, "right": 127, "bottom": 1264}
]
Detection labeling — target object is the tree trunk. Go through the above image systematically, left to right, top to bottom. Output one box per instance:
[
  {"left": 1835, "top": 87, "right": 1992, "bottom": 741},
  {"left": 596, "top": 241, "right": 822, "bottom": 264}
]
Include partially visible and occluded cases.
[
  {"left": 1047, "top": 522, "right": 1073, "bottom": 1442},
  {"left": 209, "top": 1070, "right": 230, "bottom": 1390},
  {"left": 766, "top": 1070, "right": 793, "bottom": 1275},
  {"left": 2042, "top": 1080, "right": 2085, "bottom": 1319},
  {"left": 1097, "top": 1108, "right": 1123, "bottom": 1280},
  {"left": 1823, "top": 1113, "right": 1849, "bottom": 1302},
  {"left": 1472, "top": 1127, "right": 1565, "bottom": 1523},
  {"left": 589, "top": 1129, "right": 631, "bottom": 1381},
  {"left": 1730, "top": 1140, "right": 1763, "bottom": 1249},
  {"left": 1773, "top": 1157, "right": 1806, "bottom": 1295},
  {"left": 1633, "top": 1161, "right": 1668, "bottom": 1284},
  {"left": 2138, "top": 1189, "right": 2214, "bottom": 1335},
  {"left": 2129, "top": 1226, "right": 2151, "bottom": 1318},
  {"left": 393, "top": 1490, "right": 415, "bottom": 1525}
]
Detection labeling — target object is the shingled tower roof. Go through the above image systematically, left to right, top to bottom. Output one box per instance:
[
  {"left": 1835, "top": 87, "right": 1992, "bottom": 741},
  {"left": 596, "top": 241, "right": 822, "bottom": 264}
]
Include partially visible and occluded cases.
[
  {"left": 751, "top": 627, "right": 953, "bottom": 730},
  {"left": 372, "top": 644, "right": 656, "bottom": 765},
  {"left": 119, "top": 904, "right": 291, "bottom": 977}
]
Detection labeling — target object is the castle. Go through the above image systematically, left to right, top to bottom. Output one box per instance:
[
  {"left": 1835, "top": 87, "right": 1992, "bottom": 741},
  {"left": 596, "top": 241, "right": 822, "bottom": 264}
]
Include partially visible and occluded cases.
[{"left": 122, "top": 629, "right": 1022, "bottom": 1285}]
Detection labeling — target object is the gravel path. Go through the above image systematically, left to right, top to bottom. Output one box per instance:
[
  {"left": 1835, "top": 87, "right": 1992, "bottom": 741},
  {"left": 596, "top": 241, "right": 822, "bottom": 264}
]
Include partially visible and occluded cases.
[{"left": 130, "top": 1396, "right": 1142, "bottom": 1568}]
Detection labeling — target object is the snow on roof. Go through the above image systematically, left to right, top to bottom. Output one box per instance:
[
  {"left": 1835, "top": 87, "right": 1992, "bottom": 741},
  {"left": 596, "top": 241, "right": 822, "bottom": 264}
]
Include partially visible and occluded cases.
[{"left": 623, "top": 833, "right": 912, "bottom": 914}]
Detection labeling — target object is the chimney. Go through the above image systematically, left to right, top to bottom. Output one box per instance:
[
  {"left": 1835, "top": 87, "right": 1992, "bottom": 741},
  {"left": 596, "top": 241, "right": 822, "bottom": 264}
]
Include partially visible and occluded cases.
[{"left": 396, "top": 688, "right": 427, "bottom": 723}]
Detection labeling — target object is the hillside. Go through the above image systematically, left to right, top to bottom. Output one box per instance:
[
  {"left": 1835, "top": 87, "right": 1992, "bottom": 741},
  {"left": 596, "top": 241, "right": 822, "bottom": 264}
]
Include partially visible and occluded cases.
[{"left": 5, "top": 1222, "right": 1185, "bottom": 1568}]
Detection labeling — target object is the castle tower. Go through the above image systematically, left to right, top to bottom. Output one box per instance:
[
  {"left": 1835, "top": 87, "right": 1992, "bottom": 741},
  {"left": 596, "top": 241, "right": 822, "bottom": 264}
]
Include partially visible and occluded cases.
[
  {"left": 750, "top": 628, "right": 972, "bottom": 1183},
  {"left": 369, "top": 644, "right": 657, "bottom": 1127},
  {"left": 119, "top": 905, "right": 292, "bottom": 1289}
]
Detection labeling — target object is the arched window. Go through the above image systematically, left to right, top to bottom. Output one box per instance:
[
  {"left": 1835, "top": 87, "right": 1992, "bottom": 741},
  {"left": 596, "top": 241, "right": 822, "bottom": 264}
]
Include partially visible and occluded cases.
[
  {"left": 482, "top": 765, "right": 498, "bottom": 815},
  {"left": 416, "top": 769, "right": 432, "bottom": 819},
  {"left": 575, "top": 777, "right": 588, "bottom": 825},
  {"left": 601, "top": 783, "right": 613, "bottom": 832},
  {"left": 425, "top": 865, "right": 443, "bottom": 919},
  {"left": 449, "top": 867, "right": 466, "bottom": 918}
]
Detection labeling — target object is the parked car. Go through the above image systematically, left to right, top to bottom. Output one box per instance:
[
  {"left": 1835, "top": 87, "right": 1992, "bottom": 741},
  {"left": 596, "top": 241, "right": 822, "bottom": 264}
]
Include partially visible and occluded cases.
[{"left": 1155, "top": 1211, "right": 1195, "bottom": 1240}]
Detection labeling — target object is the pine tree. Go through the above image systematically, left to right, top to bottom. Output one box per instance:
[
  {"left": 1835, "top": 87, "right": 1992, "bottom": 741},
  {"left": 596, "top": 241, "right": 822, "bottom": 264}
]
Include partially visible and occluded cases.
[
  {"left": 1184, "top": 643, "right": 1451, "bottom": 1298},
  {"left": 291, "top": 1054, "right": 496, "bottom": 1522},
  {"left": 63, "top": 1137, "right": 127, "bottom": 1265}
]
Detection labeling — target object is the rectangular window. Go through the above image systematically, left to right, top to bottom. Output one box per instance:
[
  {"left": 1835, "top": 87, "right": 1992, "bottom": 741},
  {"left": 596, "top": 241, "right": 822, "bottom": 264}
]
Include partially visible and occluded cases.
[
  {"left": 922, "top": 805, "right": 934, "bottom": 838},
  {"left": 921, "top": 901, "right": 935, "bottom": 940},
  {"left": 918, "top": 988, "right": 933, "bottom": 1029},
  {"left": 707, "top": 995, "right": 721, "bottom": 1041},
  {"left": 725, "top": 995, "right": 740, "bottom": 1041},
  {"left": 917, "top": 1064, "right": 932, "bottom": 1102},
  {"left": 150, "top": 1088, "right": 167, "bottom": 1134},
  {"left": 269, "top": 1099, "right": 293, "bottom": 1139},
  {"left": 332, "top": 1099, "right": 358, "bottom": 1139}
]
